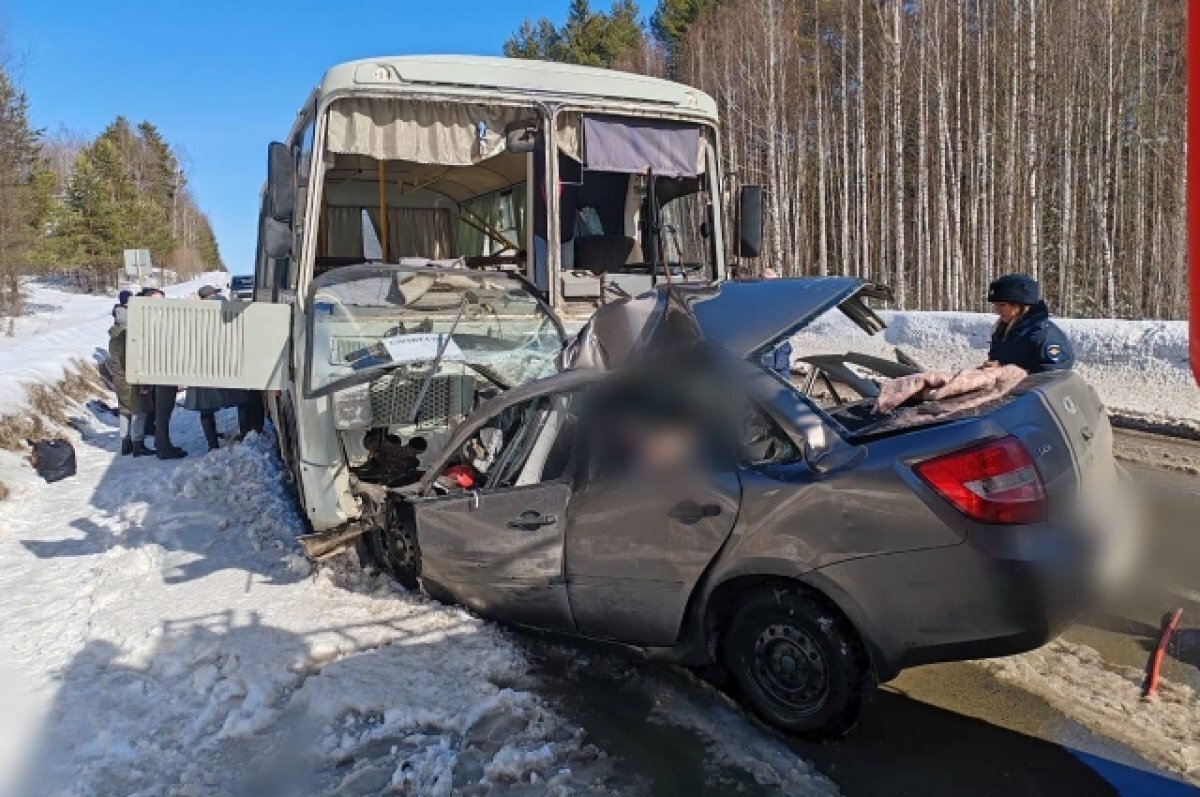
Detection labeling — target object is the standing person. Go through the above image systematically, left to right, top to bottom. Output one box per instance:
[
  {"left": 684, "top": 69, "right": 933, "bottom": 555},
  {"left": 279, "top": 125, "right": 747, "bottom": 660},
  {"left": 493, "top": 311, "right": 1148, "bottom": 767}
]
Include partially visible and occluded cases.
[
  {"left": 985, "top": 274, "right": 1075, "bottom": 373},
  {"left": 184, "top": 286, "right": 252, "bottom": 451},
  {"left": 137, "top": 287, "right": 188, "bottom": 459},
  {"left": 107, "top": 300, "right": 154, "bottom": 456}
]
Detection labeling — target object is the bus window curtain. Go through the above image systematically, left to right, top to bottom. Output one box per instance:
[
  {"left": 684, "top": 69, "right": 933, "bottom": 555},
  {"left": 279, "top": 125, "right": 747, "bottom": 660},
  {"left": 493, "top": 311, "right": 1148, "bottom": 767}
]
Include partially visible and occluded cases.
[{"left": 363, "top": 207, "right": 456, "bottom": 259}]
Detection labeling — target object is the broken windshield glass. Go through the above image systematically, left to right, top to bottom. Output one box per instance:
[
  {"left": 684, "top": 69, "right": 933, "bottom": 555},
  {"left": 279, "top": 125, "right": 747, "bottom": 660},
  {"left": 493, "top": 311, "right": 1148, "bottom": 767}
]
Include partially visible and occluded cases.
[{"left": 305, "top": 265, "right": 565, "bottom": 398}]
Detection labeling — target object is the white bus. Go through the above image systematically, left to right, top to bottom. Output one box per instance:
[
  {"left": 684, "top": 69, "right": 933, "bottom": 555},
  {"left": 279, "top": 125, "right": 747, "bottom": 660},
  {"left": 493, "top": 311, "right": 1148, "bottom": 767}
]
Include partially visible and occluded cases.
[{"left": 128, "top": 55, "right": 762, "bottom": 535}]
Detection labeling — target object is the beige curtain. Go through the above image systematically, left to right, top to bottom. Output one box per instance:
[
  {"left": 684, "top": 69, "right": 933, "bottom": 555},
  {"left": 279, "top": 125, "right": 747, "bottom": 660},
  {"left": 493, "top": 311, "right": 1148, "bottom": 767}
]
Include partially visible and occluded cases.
[
  {"left": 327, "top": 98, "right": 528, "bottom": 165},
  {"left": 325, "top": 206, "right": 365, "bottom": 257},
  {"left": 364, "top": 207, "right": 456, "bottom": 259}
]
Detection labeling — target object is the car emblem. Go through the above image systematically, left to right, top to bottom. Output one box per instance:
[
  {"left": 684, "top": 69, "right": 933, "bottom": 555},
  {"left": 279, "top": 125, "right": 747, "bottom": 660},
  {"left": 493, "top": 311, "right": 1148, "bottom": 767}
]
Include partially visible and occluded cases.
[
  {"left": 1047, "top": 344, "right": 1062, "bottom": 358},
  {"left": 1062, "top": 396, "right": 1078, "bottom": 414},
  {"left": 1037, "top": 443, "right": 1053, "bottom": 457}
]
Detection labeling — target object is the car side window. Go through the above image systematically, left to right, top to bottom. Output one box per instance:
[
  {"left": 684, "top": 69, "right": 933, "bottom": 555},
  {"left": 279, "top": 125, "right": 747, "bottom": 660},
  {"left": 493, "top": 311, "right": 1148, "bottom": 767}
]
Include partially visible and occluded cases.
[
  {"left": 584, "top": 378, "right": 735, "bottom": 482},
  {"left": 432, "top": 391, "right": 580, "bottom": 494}
]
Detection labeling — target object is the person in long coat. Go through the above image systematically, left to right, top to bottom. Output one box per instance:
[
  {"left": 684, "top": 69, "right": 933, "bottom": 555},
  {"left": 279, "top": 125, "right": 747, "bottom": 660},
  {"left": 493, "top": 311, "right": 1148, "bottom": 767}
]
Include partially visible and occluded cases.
[
  {"left": 184, "top": 286, "right": 253, "bottom": 451},
  {"left": 134, "top": 288, "right": 188, "bottom": 459},
  {"left": 107, "top": 304, "right": 154, "bottom": 456}
]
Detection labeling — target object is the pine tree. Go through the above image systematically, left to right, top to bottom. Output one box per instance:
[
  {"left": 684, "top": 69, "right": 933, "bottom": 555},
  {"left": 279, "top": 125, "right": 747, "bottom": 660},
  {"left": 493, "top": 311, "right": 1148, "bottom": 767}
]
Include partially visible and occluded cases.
[
  {"left": 504, "top": 0, "right": 648, "bottom": 68},
  {"left": 650, "top": 0, "right": 717, "bottom": 69},
  {"left": 0, "top": 65, "right": 45, "bottom": 312},
  {"left": 60, "top": 138, "right": 130, "bottom": 274}
]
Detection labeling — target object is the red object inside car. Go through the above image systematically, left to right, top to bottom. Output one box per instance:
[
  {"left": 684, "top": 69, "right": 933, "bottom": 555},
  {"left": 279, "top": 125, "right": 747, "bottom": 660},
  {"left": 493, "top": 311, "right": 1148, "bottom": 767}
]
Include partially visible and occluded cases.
[{"left": 444, "top": 464, "right": 476, "bottom": 489}]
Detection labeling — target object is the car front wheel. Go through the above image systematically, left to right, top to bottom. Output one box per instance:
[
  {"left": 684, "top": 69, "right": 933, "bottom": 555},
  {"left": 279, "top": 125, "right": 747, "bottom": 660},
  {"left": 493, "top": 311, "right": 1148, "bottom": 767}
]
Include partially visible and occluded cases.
[{"left": 723, "top": 587, "right": 873, "bottom": 739}]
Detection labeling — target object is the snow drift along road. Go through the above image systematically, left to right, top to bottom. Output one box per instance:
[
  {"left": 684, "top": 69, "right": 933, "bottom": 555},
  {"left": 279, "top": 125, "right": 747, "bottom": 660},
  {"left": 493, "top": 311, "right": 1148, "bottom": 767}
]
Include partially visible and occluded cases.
[
  {"left": 0, "top": 274, "right": 230, "bottom": 416},
  {"left": 0, "top": 399, "right": 837, "bottom": 796}
]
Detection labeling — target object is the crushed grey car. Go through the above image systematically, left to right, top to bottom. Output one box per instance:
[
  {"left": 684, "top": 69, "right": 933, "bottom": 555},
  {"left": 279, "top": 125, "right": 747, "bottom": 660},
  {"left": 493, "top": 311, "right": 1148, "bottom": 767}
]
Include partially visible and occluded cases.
[{"left": 354, "top": 276, "right": 1134, "bottom": 737}]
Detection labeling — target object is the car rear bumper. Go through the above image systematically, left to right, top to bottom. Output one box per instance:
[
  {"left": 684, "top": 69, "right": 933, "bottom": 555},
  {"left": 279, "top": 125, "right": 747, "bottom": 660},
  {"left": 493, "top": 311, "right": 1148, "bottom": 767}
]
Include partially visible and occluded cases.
[{"left": 805, "top": 518, "right": 1129, "bottom": 681}]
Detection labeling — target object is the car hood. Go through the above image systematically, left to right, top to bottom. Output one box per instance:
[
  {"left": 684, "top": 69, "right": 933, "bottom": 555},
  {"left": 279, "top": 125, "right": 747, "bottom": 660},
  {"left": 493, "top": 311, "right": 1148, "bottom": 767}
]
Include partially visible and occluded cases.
[{"left": 562, "top": 277, "right": 889, "bottom": 371}]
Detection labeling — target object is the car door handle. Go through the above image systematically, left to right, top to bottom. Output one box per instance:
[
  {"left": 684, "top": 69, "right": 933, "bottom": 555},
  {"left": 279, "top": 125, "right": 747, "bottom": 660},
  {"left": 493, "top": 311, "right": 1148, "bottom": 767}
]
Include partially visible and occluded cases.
[
  {"left": 668, "top": 501, "right": 722, "bottom": 525},
  {"left": 507, "top": 510, "right": 558, "bottom": 530}
]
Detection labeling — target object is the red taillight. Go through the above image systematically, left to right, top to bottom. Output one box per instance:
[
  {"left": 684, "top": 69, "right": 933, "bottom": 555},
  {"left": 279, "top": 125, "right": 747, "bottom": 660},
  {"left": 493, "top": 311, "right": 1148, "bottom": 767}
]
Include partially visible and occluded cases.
[{"left": 913, "top": 437, "right": 1047, "bottom": 525}]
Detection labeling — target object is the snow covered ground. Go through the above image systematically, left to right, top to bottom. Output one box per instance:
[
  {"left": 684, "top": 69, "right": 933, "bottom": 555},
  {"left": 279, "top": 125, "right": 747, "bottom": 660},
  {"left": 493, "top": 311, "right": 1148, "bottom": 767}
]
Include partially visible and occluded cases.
[
  {"left": 0, "top": 274, "right": 229, "bottom": 415},
  {"left": 792, "top": 310, "right": 1198, "bottom": 424},
  {"left": 0, "top": 401, "right": 836, "bottom": 795},
  {"left": 977, "top": 639, "right": 1200, "bottom": 785}
]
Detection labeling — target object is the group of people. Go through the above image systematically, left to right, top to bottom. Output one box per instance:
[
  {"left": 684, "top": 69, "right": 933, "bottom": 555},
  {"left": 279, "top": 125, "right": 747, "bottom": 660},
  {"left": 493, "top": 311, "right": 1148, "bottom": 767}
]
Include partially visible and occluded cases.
[{"left": 107, "top": 285, "right": 264, "bottom": 460}]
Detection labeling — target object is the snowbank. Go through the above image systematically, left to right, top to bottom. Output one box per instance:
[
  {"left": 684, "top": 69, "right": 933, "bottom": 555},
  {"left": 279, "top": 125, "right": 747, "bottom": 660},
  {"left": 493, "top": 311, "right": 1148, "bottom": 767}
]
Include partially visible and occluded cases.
[
  {"left": 0, "top": 272, "right": 229, "bottom": 416},
  {"left": 793, "top": 309, "right": 1198, "bottom": 423},
  {"left": 0, "top": 402, "right": 838, "bottom": 796},
  {"left": 0, "top": 417, "right": 609, "bottom": 796},
  {"left": 976, "top": 639, "right": 1200, "bottom": 785}
]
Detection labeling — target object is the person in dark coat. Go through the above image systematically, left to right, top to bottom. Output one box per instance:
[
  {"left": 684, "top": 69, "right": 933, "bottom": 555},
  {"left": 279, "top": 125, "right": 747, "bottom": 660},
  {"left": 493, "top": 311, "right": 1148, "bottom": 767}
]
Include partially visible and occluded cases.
[
  {"left": 985, "top": 274, "right": 1074, "bottom": 374},
  {"left": 185, "top": 286, "right": 253, "bottom": 451},
  {"left": 137, "top": 287, "right": 188, "bottom": 459},
  {"left": 107, "top": 303, "right": 154, "bottom": 456}
]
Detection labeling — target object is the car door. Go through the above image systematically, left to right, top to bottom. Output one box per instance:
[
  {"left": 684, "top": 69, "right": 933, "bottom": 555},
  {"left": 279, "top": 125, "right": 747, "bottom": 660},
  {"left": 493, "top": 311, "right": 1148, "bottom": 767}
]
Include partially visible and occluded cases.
[
  {"left": 564, "top": 370, "right": 741, "bottom": 646},
  {"left": 410, "top": 375, "right": 596, "bottom": 633},
  {"left": 413, "top": 481, "right": 574, "bottom": 631}
]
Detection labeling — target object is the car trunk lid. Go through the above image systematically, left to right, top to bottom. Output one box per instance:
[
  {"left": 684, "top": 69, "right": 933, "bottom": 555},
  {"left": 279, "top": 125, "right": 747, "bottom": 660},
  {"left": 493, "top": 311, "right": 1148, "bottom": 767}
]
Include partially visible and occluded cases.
[
  {"left": 561, "top": 277, "right": 889, "bottom": 372},
  {"left": 675, "top": 277, "right": 889, "bottom": 359},
  {"left": 991, "top": 371, "right": 1117, "bottom": 512}
]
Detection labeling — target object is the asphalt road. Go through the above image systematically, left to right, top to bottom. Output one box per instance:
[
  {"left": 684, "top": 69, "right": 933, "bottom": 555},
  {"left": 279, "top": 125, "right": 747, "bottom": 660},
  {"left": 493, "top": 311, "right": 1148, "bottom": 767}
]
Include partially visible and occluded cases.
[{"left": 528, "top": 430, "right": 1200, "bottom": 797}]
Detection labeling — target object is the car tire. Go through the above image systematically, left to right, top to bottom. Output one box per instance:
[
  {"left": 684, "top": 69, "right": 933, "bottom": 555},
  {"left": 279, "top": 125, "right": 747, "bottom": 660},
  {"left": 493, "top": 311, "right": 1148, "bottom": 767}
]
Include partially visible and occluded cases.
[
  {"left": 361, "top": 508, "right": 421, "bottom": 591},
  {"left": 723, "top": 587, "right": 873, "bottom": 739}
]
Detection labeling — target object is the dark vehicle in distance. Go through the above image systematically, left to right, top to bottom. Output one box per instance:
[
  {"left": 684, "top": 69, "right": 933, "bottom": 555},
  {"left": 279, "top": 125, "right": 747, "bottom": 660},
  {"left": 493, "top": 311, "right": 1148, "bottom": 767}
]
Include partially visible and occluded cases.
[
  {"left": 337, "top": 274, "right": 1135, "bottom": 738},
  {"left": 230, "top": 275, "right": 254, "bottom": 300}
]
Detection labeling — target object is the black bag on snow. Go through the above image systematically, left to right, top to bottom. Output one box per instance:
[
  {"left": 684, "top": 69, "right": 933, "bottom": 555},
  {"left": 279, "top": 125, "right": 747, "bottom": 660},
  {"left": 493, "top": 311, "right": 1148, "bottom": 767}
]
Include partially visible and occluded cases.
[{"left": 30, "top": 438, "right": 77, "bottom": 483}]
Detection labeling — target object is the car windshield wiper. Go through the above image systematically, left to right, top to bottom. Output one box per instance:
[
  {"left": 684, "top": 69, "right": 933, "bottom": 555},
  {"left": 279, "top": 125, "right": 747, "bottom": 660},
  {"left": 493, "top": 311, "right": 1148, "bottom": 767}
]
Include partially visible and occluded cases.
[{"left": 409, "top": 298, "right": 467, "bottom": 424}]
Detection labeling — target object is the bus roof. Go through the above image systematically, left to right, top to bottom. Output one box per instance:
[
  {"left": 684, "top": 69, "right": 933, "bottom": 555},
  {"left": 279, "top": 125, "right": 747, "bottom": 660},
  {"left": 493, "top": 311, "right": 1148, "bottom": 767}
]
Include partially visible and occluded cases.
[{"left": 317, "top": 55, "right": 719, "bottom": 120}]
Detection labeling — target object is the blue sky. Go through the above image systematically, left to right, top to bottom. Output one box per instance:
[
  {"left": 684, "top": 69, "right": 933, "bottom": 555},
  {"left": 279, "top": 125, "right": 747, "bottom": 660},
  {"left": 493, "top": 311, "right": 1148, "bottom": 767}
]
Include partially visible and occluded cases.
[{"left": 2, "top": 0, "right": 571, "bottom": 273}]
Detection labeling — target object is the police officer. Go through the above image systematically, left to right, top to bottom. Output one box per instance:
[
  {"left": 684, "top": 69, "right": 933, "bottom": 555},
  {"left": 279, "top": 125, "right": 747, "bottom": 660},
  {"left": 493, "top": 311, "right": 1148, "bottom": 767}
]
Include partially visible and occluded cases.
[{"left": 985, "top": 274, "right": 1074, "bottom": 373}]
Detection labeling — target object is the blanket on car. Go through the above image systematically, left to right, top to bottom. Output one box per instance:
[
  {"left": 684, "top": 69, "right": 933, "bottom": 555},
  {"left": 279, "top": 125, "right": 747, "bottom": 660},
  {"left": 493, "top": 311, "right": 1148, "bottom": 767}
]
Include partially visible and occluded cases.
[{"left": 874, "top": 365, "right": 1028, "bottom": 415}]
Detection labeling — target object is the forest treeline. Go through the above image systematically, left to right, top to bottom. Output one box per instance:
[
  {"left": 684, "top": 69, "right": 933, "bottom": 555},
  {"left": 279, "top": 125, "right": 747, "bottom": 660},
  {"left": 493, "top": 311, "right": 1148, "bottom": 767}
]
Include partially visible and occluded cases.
[
  {"left": 507, "top": 0, "right": 1186, "bottom": 319},
  {"left": 0, "top": 57, "right": 222, "bottom": 312}
]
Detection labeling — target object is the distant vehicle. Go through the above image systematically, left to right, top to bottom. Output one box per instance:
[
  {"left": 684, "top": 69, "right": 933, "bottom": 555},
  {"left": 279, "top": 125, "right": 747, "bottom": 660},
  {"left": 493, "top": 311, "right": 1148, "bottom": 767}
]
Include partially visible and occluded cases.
[{"left": 230, "top": 275, "right": 254, "bottom": 300}]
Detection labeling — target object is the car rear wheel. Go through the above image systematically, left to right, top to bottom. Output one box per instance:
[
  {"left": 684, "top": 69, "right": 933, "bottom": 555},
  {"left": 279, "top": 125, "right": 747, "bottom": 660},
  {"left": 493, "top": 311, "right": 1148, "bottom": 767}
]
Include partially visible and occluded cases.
[{"left": 723, "top": 588, "right": 873, "bottom": 739}]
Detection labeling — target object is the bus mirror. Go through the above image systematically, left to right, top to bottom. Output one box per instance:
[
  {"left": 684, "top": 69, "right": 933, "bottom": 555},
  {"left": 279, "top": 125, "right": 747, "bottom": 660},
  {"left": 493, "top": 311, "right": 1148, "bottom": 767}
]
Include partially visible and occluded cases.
[
  {"left": 267, "top": 142, "right": 296, "bottom": 223},
  {"left": 736, "top": 185, "right": 763, "bottom": 259},
  {"left": 262, "top": 216, "right": 292, "bottom": 259}
]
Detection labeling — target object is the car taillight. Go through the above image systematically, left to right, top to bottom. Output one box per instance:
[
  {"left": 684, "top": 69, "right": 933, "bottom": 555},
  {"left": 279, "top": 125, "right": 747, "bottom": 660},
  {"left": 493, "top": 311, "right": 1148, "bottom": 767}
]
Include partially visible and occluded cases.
[{"left": 913, "top": 436, "right": 1047, "bottom": 525}]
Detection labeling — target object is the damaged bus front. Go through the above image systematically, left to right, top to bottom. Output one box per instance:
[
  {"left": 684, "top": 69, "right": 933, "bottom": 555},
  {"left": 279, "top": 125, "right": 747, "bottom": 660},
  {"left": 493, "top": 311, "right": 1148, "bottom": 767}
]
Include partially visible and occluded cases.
[{"left": 127, "top": 56, "right": 762, "bottom": 546}]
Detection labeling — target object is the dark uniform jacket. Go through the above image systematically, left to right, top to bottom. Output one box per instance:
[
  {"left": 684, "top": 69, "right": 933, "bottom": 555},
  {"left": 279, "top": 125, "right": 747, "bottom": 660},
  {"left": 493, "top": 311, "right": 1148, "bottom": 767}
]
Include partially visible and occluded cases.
[
  {"left": 987, "top": 300, "right": 1074, "bottom": 373},
  {"left": 108, "top": 319, "right": 153, "bottom": 414}
]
